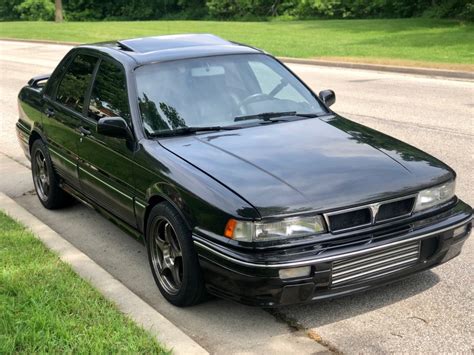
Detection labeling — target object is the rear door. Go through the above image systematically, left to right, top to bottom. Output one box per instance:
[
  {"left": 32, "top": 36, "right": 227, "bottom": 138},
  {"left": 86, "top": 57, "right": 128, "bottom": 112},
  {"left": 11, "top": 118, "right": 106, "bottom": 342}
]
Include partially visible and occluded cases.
[
  {"left": 43, "top": 53, "right": 98, "bottom": 189},
  {"left": 77, "top": 58, "right": 137, "bottom": 226}
]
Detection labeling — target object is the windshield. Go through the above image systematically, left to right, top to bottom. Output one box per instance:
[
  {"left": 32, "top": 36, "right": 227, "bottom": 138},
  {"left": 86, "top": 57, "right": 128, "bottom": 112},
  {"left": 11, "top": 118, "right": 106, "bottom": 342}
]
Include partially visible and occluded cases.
[{"left": 135, "top": 54, "right": 327, "bottom": 135}]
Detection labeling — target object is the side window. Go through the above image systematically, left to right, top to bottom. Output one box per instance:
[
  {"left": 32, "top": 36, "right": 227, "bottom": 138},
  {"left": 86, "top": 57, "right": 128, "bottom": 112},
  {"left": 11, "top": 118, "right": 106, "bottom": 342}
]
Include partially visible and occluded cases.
[
  {"left": 56, "top": 54, "right": 97, "bottom": 113},
  {"left": 88, "top": 60, "right": 131, "bottom": 122},
  {"left": 249, "top": 61, "right": 306, "bottom": 103}
]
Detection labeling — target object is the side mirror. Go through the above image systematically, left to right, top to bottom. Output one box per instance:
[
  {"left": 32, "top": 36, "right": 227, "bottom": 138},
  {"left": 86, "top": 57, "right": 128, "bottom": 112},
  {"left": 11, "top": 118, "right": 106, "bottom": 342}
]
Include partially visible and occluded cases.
[
  {"left": 319, "top": 90, "right": 336, "bottom": 107},
  {"left": 97, "top": 117, "right": 133, "bottom": 140}
]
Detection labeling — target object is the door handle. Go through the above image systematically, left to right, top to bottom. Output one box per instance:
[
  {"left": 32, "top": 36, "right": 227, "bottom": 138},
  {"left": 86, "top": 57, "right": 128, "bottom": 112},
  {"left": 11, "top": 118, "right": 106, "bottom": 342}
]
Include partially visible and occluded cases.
[
  {"left": 44, "top": 107, "right": 55, "bottom": 118},
  {"left": 79, "top": 126, "right": 92, "bottom": 136}
]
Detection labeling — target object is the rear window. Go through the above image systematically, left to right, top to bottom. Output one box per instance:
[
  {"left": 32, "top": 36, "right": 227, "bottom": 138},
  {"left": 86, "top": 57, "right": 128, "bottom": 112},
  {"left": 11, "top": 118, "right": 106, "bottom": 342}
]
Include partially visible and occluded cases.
[{"left": 56, "top": 54, "right": 97, "bottom": 113}]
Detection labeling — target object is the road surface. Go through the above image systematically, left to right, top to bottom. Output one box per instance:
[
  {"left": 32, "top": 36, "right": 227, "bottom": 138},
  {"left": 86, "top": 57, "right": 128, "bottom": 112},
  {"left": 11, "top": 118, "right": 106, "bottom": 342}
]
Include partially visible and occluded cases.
[{"left": 1, "top": 40, "right": 473, "bottom": 353}]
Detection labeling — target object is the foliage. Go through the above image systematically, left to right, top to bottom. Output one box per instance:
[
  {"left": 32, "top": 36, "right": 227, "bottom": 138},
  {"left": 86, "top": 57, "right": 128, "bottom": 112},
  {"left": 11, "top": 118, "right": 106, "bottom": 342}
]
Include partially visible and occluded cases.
[
  {"left": 0, "top": 0, "right": 23, "bottom": 20},
  {"left": 1, "top": 0, "right": 472, "bottom": 21},
  {"left": 14, "top": 0, "right": 54, "bottom": 20},
  {"left": 205, "top": 0, "right": 473, "bottom": 20},
  {"left": 288, "top": 0, "right": 422, "bottom": 18},
  {"left": 423, "top": 0, "right": 474, "bottom": 21}
]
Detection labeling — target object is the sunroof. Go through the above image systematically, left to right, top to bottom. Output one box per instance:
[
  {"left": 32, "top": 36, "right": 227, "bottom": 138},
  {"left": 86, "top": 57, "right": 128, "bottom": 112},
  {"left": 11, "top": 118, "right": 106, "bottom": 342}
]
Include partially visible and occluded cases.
[{"left": 117, "top": 34, "right": 231, "bottom": 53}]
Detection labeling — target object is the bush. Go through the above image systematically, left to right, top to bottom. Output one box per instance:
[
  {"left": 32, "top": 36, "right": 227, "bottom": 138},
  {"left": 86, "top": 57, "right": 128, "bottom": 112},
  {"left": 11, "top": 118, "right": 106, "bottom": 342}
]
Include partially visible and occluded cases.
[
  {"left": 0, "top": 0, "right": 23, "bottom": 20},
  {"left": 1, "top": 0, "right": 473, "bottom": 21},
  {"left": 14, "top": 0, "right": 54, "bottom": 20},
  {"left": 206, "top": 0, "right": 298, "bottom": 19},
  {"left": 291, "top": 0, "right": 434, "bottom": 19},
  {"left": 423, "top": 0, "right": 474, "bottom": 21}
]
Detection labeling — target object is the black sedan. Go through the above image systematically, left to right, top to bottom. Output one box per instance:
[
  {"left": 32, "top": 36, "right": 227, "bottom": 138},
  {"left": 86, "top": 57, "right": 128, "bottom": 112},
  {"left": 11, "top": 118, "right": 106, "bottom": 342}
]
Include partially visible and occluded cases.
[{"left": 16, "top": 34, "right": 472, "bottom": 307}]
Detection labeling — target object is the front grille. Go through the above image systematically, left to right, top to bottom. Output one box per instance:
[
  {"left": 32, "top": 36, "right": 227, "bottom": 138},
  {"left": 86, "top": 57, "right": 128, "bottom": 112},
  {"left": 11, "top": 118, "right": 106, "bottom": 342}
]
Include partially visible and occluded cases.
[
  {"left": 325, "top": 195, "right": 416, "bottom": 232},
  {"left": 376, "top": 197, "right": 415, "bottom": 222},
  {"left": 327, "top": 208, "right": 371, "bottom": 231},
  {"left": 331, "top": 241, "right": 420, "bottom": 287}
]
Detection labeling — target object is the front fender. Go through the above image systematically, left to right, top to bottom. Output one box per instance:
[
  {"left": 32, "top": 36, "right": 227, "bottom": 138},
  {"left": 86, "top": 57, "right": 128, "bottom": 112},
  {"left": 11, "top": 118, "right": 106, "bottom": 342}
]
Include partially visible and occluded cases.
[
  {"left": 133, "top": 140, "right": 260, "bottom": 237},
  {"left": 145, "top": 182, "right": 195, "bottom": 230}
]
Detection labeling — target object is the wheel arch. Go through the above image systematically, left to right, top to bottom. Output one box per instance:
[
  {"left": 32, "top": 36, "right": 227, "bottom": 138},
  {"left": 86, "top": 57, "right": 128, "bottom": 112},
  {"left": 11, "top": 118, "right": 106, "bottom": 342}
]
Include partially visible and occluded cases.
[
  {"left": 28, "top": 129, "right": 46, "bottom": 153},
  {"left": 142, "top": 191, "right": 194, "bottom": 242}
]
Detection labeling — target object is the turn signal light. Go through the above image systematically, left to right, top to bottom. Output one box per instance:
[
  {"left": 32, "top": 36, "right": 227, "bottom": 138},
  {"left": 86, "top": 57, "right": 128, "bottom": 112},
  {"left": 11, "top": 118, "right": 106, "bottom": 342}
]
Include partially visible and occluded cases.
[{"left": 224, "top": 219, "right": 237, "bottom": 239}]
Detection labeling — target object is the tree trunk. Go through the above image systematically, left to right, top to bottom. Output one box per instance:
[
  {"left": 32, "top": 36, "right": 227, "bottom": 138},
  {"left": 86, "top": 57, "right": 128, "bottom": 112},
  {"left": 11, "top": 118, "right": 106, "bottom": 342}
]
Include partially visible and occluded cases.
[{"left": 55, "top": 0, "right": 63, "bottom": 22}]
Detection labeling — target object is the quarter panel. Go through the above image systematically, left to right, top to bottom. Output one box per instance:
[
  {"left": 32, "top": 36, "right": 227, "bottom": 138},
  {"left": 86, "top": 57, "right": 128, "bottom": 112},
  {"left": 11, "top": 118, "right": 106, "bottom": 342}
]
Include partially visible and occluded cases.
[{"left": 17, "top": 86, "right": 44, "bottom": 155}]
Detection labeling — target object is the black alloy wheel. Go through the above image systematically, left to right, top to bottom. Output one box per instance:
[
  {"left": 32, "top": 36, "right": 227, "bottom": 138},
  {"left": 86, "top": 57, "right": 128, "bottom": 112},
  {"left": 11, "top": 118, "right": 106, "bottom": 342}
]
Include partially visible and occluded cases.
[
  {"left": 31, "top": 139, "right": 72, "bottom": 209},
  {"left": 146, "top": 202, "right": 207, "bottom": 306}
]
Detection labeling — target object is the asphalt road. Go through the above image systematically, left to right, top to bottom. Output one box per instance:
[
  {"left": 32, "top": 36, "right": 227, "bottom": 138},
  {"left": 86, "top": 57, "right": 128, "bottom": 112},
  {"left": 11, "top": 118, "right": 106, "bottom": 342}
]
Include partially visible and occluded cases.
[{"left": 1, "top": 40, "right": 473, "bottom": 354}]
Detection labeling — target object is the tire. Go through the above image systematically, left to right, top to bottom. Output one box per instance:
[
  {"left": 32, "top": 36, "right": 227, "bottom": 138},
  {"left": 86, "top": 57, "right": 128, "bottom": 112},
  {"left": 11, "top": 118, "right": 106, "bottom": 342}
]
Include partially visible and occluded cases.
[
  {"left": 31, "top": 139, "right": 71, "bottom": 209},
  {"left": 146, "top": 202, "right": 207, "bottom": 307}
]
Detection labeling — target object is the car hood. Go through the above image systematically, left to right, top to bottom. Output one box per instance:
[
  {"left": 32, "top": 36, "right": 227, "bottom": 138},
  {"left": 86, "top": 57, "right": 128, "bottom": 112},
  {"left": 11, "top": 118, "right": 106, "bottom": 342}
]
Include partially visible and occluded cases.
[{"left": 159, "top": 115, "right": 454, "bottom": 217}]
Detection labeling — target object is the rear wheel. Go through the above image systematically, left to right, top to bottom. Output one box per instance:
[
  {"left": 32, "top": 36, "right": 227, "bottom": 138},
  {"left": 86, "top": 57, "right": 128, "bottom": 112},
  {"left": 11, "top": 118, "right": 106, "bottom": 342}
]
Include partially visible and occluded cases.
[
  {"left": 31, "top": 139, "right": 71, "bottom": 209},
  {"left": 146, "top": 202, "right": 206, "bottom": 306}
]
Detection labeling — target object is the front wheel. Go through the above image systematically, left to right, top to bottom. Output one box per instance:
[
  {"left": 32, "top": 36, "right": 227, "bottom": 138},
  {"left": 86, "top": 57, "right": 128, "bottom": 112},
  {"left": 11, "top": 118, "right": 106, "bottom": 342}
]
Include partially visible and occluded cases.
[{"left": 146, "top": 202, "right": 207, "bottom": 307}]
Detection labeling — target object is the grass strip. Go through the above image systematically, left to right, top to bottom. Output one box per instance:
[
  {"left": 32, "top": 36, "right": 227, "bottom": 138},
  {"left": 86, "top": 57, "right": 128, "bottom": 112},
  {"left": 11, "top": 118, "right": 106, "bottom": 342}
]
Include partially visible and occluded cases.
[
  {"left": 0, "top": 19, "right": 472, "bottom": 69},
  {"left": 0, "top": 211, "right": 169, "bottom": 354}
]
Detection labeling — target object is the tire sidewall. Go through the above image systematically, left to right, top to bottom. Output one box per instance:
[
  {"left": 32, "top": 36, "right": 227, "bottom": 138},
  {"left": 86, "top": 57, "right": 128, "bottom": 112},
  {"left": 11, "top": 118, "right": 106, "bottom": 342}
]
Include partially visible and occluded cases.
[
  {"left": 31, "top": 139, "right": 66, "bottom": 209},
  {"left": 146, "top": 203, "right": 204, "bottom": 306}
]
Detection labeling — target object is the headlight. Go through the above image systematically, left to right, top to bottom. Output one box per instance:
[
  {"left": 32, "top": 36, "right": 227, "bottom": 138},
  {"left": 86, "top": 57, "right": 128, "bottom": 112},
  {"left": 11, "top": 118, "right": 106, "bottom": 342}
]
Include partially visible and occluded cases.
[
  {"left": 414, "top": 180, "right": 456, "bottom": 212},
  {"left": 224, "top": 216, "right": 326, "bottom": 242}
]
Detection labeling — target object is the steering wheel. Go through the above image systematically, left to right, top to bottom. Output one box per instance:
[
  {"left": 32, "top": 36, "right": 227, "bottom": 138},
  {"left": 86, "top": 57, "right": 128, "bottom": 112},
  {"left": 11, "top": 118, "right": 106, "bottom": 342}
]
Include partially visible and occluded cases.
[{"left": 237, "top": 93, "right": 272, "bottom": 114}]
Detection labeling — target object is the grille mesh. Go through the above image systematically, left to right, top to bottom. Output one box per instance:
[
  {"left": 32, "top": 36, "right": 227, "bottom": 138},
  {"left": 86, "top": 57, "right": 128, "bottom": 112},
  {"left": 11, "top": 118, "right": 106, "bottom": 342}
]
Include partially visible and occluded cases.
[
  {"left": 326, "top": 196, "right": 416, "bottom": 232},
  {"left": 376, "top": 197, "right": 415, "bottom": 222},
  {"left": 327, "top": 208, "right": 371, "bottom": 231},
  {"left": 331, "top": 241, "right": 420, "bottom": 287}
]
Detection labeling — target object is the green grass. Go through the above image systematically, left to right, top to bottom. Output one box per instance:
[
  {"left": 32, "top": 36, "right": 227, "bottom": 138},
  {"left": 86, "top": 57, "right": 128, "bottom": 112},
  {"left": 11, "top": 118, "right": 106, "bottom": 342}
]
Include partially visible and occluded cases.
[
  {"left": 0, "top": 19, "right": 473, "bottom": 68},
  {"left": 0, "top": 211, "right": 169, "bottom": 354}
]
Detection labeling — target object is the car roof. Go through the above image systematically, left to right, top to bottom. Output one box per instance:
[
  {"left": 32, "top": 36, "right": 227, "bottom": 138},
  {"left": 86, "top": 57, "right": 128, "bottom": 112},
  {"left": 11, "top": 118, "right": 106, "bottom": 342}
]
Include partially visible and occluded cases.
[{"left": 79, "top": 34, "right": 264, "bottom": 66}]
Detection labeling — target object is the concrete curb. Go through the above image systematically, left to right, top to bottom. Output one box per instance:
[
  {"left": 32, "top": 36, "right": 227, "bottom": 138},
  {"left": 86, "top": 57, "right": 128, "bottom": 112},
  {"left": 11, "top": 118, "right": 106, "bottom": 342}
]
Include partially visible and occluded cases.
[
  {"left": 0, "top": 37, "right": 80, "bottom": 46},
  {"left": 1, "top": 37, "right": 472, "bottom": 80},
  {"left": 280, "top": 57, "right": 474, "bottom": 80},
  {"left": 0, "top": 192, "right": 208, "bottom": 355}
]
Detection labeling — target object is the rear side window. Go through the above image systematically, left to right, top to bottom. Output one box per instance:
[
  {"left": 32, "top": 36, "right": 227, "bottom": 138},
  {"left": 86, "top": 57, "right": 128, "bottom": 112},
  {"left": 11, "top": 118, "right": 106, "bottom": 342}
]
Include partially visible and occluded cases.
[
  {"left": 56, "top": 54, "right": 97, "bottom": 113},
  {"left": 88, "top": 60, "right": 131, "bottom": 122}
]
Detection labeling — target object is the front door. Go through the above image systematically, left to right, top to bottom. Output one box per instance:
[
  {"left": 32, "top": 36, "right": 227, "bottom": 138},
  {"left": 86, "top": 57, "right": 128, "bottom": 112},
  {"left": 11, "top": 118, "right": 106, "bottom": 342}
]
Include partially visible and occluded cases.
[{"left": 77, "top": 58, "right": 137, "bottom": 227}]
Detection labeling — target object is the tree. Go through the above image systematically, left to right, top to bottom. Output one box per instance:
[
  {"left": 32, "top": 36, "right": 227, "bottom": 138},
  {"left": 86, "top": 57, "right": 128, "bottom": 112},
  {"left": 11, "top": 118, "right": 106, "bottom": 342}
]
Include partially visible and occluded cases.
[{"left": 55, "top": 0, "right": 63, "bottom": 22}]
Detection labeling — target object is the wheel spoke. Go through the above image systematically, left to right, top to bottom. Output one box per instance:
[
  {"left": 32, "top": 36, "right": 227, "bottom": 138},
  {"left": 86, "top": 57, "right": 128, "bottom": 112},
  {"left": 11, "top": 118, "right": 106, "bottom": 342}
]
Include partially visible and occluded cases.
[
  {"left": 35, "top": 154, "right": 43, "bottom": 170},
  {"left": 42, "top": 182, "right": 49, "bottom": 195},
  {"left": 150, "top": 217, "right": 184, "bottom": 295},
  {"left": 164, "top": 223, "right": 173, "bottom": 244},
  {"left": 165, "top": 224, "right": 181, "bottom": 256},
  {"left": 154, "top": 235, "right": 165, "bottom": 250},
  {"left": 154, "top": 241, "right": 164, "bottom": 267},
  {"left": 172, "top": 248, "right": 182, "bottom": 258},
  {"left": 170, "top": 262, "right": 182, "bottom": 287},
  {"left": 160, "top": 263, "right": 170, "bottom": 275}
]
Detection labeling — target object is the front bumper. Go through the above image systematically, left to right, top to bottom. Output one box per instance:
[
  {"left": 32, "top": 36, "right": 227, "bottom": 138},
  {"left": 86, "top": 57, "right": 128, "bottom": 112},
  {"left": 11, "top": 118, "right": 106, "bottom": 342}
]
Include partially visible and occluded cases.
[{"left": 194, "top": 200, "right": 472, "bottom": 307}]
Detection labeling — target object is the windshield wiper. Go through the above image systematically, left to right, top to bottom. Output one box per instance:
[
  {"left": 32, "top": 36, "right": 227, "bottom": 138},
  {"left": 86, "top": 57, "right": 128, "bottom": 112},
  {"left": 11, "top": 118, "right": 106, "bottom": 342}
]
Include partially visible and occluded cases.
[
  {"left": 234, "top": 111, "right": 326, "bottom": 122},
  {"left": 234, "top": 111, "right": 297, "bottom": 122},
  {"left": 149, "top": 126, "right": 238, "bottom": 137}
]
